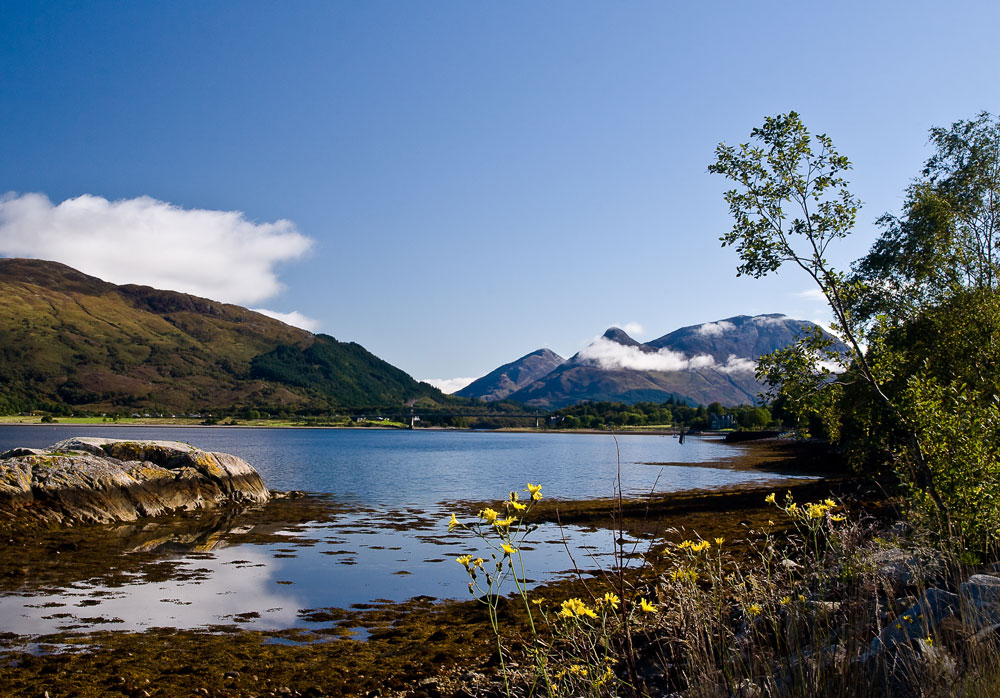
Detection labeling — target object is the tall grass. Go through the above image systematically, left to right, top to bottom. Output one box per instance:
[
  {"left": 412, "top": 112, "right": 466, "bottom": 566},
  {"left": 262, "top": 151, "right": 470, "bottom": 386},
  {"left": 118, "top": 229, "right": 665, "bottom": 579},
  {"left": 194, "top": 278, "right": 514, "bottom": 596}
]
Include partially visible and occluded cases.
[{"left": 449, "top": 484, "right": 1000, "bottom": 698}]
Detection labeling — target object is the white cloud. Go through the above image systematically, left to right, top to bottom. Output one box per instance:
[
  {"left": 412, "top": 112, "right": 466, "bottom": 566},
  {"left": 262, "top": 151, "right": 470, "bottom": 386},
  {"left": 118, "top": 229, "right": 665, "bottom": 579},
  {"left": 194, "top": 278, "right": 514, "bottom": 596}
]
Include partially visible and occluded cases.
[
  {"left": 0, "top": 192, "right": 312, "bottom": 304},
  {"left": 794, "top": 289, "right": 828, "bottom": 302},
  {"left": 251, "top": 308, "right": 320, "bottom": 332},
  {"left": 752, "top": 314, "right": 789, "bottom": 326},
  {"left": 696, "top": 320, "right": 735, "bottom": 336},
  {"left": 621, "top": 322, "right": 645, "bottom": 337},
  {"left": 577, "top": 338, "right": 759, "bottom": 375},
  {"left": 717, "top": 355, "right": 757, "bottom": 374},
  {"left": 421, "top": 377, "right": 476, "bottom": 394}
]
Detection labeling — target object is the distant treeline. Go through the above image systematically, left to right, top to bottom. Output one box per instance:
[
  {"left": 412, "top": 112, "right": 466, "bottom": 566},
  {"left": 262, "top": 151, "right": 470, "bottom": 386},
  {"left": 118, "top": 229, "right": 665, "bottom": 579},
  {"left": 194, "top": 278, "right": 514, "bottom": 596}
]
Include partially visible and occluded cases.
[{"left": 550, "top": 399, "right": 773, "bottom": 431}]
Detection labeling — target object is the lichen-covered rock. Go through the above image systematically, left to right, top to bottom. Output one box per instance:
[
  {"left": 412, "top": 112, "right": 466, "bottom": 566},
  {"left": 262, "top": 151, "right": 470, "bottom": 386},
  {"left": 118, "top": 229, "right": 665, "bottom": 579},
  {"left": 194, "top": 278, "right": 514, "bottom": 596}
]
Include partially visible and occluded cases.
[{"left": 0, "top": 437, "right": 270, "bottom": 526}]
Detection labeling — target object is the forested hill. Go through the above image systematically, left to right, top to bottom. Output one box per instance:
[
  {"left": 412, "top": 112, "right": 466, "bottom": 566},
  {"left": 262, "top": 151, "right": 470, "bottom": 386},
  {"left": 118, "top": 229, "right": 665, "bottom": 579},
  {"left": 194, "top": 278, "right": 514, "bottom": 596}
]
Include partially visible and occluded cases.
[{"left": 0, "top": 258, "right": 448, "bottom": 414}]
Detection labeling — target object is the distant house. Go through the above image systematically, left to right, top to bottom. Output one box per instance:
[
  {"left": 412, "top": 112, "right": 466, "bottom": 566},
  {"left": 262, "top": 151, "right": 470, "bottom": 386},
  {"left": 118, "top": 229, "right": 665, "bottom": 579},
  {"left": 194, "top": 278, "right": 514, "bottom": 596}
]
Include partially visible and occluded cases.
[{"left": 710, "top": 414, "right": 735, "bottom": 430}]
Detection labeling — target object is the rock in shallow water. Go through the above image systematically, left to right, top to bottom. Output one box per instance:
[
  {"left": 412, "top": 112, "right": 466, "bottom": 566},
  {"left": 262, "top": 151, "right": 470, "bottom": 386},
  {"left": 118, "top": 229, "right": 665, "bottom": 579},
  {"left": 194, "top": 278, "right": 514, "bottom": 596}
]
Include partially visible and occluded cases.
[{"left": 0, "top": 437, "right": 270, "bottom": 526}]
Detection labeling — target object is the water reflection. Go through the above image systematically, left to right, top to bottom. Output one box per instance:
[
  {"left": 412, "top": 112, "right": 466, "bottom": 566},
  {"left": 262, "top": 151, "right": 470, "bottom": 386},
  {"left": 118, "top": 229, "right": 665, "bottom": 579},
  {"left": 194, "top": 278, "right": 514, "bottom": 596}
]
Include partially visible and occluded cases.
[{"left": 0, "top": 500, "right": 639, "bottom": 637}]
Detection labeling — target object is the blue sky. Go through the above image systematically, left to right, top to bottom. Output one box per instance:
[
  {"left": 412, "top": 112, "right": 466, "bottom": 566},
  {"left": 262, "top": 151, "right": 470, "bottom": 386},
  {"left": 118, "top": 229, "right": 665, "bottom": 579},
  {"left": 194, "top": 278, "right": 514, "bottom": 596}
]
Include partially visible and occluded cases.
[{"left": 1, "top": 1, "right": 997, "bottom": 389}]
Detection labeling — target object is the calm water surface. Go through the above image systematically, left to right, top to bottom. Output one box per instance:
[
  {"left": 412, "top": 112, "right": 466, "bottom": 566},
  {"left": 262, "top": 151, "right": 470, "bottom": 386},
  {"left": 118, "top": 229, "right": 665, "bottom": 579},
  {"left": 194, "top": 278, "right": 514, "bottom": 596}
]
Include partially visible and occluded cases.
[{"left": 0, "top": 427, "right": 802, "bottom": 638}]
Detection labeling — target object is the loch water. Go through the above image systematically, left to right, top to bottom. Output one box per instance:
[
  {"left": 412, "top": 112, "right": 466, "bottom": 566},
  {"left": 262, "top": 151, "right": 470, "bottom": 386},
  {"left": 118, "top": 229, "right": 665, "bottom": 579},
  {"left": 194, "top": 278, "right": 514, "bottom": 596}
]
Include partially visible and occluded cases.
[{"left": 0, "top": 427, "right": 804, "bottom": 638}]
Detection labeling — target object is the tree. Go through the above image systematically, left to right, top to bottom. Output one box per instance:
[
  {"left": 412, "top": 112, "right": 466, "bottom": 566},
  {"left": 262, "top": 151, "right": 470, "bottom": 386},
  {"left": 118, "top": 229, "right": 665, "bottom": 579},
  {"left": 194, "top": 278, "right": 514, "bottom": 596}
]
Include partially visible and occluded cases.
[
  {"left": 709, "top": 112, "right": 951, "bottom": 531},
  {"left": 852, "top": 112, "right": 1000, "bottom": 323}
]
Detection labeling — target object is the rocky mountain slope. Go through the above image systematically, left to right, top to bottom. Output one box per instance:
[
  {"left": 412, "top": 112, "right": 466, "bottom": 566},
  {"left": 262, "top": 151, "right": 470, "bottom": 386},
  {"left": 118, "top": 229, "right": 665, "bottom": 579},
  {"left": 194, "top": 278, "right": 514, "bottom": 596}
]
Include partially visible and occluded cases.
[
  {"left": 0, "top": 258, "right": 446, "bottom": 414},
  {"left": 473, "top": 315, "right": 842, "bottom": 409},
  {"left": 454, "top": 348, "right": 565, "bottom": 401}
]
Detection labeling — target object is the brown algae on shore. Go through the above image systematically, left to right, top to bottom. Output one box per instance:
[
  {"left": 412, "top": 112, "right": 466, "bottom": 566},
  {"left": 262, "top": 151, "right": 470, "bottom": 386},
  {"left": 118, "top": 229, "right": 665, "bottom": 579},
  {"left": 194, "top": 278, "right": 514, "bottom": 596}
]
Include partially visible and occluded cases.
[{"left": 0, "top": 441, "right": 859, "bottom": 696}]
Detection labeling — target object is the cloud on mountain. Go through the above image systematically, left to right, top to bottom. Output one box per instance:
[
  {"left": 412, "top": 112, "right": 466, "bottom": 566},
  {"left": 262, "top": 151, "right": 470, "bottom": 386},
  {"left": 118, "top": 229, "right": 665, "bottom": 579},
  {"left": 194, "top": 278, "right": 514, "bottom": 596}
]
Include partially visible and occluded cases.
[
  {"left": 0, "top": 192, "right": 312, "bottom": 305},
  {"left": 251, "top": 308, "right": 319, "bottom": 331},
  {"left": 696, "top": 320, "right": 735, "bottom": 336},
  {"left": 577, "top": 337, "right": 756, "bottom": 374},
  {"left": 421, "top": 377, "right": 476, "bottom": 394}
]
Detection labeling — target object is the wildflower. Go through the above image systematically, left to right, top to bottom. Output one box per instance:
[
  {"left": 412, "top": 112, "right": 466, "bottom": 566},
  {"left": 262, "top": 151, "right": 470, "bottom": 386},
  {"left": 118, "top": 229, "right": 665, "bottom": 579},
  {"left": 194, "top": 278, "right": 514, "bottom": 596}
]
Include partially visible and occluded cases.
[
  {"left": 527, "top": 482, "right": 543, "bottom": 500},
  {"left": 510, "top": 490, "right": 519, "bottom": 501},
  {"left": 765, "top": 492, "right": 777, "bottom": 504},
  {"left": 824, "top": 498, "right": 836, "bottom": 508},
  {"left": 509, "top": 500, "right": 527, "bottom": 511},
  {"left": 787, "top": 502, "right": 799, "bottom": 515},
  {"left": 478, "top": 507, "right": 499, "bottom": 524},
  {"left": 448, "top": 513, "right": 460, "bottom": 531},
  {"left": 831, "top": 514, "right": 847, "bottom": 522},
  {"left": 493, "top": 516, "right": 517, "bottom": 528},
  {"left": 715, "top": 537, "right": 724, "bottom": 546},
  {"left": 677, "top": 540, "right": 693, "bottom": 550},
  {"left": 691, "top": 540, "right": 711, "bottom": 553},
  {"left": 502, "top": 543, "right": 516, "bottom": 556},
  {"left": 456, "top": 555, "right": 472, "bottom": 567},
  {"left": 472, "top": 557, "right": 485, "bottom": 569},
  {"left": 670, "top": 569, "right": 698, "bottom": 582},
  {"left": 602, "top": 592, "right": 620, "bottom": 609},
  {"left": 780, "top": 596, "right": 791, "bottom": 606},
  {"left": 639, "top": 597, "right": 658, "bottom": 613},
  {"left": 531, "top": 598, "right": 545, "bottom": 605},
  {"left": 557, "top": 598, "right": 597, "bottom": 619},
  {"left": 746, "top": 603, "right": 763, "bottom": 617},
  {"left": 904, "top": 614, "right": 913, "bottom": 623},
  {"left": 926, "top": 636, "right": 933, "bottom": 645},
  {"left": 568, "top": 664, "right": 587, "bottom": 676}
]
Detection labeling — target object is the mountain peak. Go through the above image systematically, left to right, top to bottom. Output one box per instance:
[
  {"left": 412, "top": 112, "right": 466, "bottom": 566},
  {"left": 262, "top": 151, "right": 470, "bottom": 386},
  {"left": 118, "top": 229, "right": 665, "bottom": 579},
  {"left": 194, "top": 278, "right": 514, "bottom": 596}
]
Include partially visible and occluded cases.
[
  {"left": 602, "top": 327, "right": 640, "bottom": 346},
  {"left": 455, "top": 347, "right": 565, "bottom": 402}
]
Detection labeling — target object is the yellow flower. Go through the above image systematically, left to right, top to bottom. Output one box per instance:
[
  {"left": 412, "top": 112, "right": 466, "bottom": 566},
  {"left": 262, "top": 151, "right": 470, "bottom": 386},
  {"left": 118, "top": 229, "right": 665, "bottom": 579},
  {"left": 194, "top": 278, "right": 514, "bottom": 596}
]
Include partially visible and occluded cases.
[
  {"left": 527, "top": 482, "right": 543, "bottom": 500},
  {"left": 510, "top": 490, "right": 519, "bottom": 501},
  {"left": 765, "top": 492, "right": 777, "bottom": 504},
  {"left": 824, "top": 498, "right": 836, "bottom": 508},
  {"left": 509, "top": 500, "right": 527, "bottom": 511},
  {"left": 478, "top": 507, "right": 499, "bottom": 524},
  {"left": 448, "top": 513, "right": 459, "bottom": 531},
  {"left": 831, "top": 514, "right": 846, "bottom": 522},
  {"left": 493, "top": 516, "right": 517, "bottom": 528},
  {"left": 714, "top": 537, "right": 724, "bottom": 546},
  {"left": 677, "top": 540, "right": 692, "bottom": 550},
  {"left": 691, "top": 540, "right": 711, "bottom": 553},
  {"left": 502, "top": 543, "right": 516, "bottom": 556},
  {"left": 456, "top": 555, "right": 472, "bottom": 567},
  {"left": 472, "top": 557, "right": 485, "bottom": 569},
  {"left": 670, "top": 568, "right": 698, "bottom": 582},
  {"left": 603, "top": 592, "right": 620, "bottom": 609},
  {"left": 780, "top": 596, "right": 791, "bottom": 606},
  {"left": 558, "top": 597, "right": 597, "bottom": 619},
  {"left": 639, "top": 597, "right": 658, "bottom": 613},
  {"left": 531, "top": 598, "right": 545, "bottom": 605},
  {"left": 746, "top": 603, "right": 762, "bottom": 617},
  {"left": 568, "top": 664, "right": 587, "bottom": 676}
]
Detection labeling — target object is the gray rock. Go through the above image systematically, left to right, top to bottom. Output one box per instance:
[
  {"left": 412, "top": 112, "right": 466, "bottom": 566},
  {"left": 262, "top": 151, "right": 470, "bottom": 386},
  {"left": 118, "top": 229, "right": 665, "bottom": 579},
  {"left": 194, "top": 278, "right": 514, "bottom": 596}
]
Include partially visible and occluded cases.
[
  {"left": 0, "top": 438, "right": 270, "bottom": 526},
  {"left": 869, "top": 546, "right": 945, "bottom": 592},
  {"left": 959, "top": 574, "right": 1000, "bottom": 631},
  {"left": 865, "top": 588, "right": 959, "bottom": 659},
  {"left": 887, "top": 638, "right": 958, "bottom": 697}
]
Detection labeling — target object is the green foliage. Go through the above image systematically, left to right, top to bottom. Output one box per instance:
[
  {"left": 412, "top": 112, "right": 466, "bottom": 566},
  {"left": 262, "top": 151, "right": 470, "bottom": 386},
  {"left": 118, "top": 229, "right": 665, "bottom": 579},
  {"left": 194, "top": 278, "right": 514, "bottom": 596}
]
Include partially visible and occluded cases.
[
  {"left": 712, "top": 111, "right": 1000, "bottom": 550},
  {"left": 755, "top": 325, "right": 846, "bottom": 439},
  {"left": 551, "top": 399, "right": 773, "bottom": 430}
]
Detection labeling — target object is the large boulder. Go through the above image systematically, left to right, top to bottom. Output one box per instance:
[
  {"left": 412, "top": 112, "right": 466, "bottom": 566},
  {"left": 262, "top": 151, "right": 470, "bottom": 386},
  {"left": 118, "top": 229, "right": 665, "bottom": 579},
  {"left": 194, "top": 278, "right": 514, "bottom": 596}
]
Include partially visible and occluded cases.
[{"left": 0, "top": 437, "right": 270, "bottom": 526}]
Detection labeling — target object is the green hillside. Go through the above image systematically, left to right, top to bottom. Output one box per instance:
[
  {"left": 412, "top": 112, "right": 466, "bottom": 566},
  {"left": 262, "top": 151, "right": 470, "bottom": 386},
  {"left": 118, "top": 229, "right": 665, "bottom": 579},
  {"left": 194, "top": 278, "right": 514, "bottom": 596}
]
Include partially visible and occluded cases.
[{"left": 0, "top": 258, "right": 446, "bottom": 414}]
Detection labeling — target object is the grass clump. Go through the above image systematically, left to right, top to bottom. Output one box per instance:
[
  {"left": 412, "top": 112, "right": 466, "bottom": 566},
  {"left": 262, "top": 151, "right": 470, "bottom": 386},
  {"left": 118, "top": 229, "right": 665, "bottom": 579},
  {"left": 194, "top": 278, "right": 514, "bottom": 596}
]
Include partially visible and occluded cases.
[{"left": 450, "top": 482, "right": 1000, "bottom": 698}]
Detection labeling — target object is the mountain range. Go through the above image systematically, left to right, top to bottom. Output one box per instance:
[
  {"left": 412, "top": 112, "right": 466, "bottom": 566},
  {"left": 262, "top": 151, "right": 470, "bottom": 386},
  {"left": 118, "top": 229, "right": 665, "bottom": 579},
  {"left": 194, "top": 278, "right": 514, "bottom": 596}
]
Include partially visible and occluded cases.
[
  {"left": 0, "top": 258, "right": 448, "bottom": 414},
  {"left": 0, "top": 258, "right": 838, "bottom": 415},
  {"left": 458, "top": 315, "right": 840, "bottom": 409}
]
